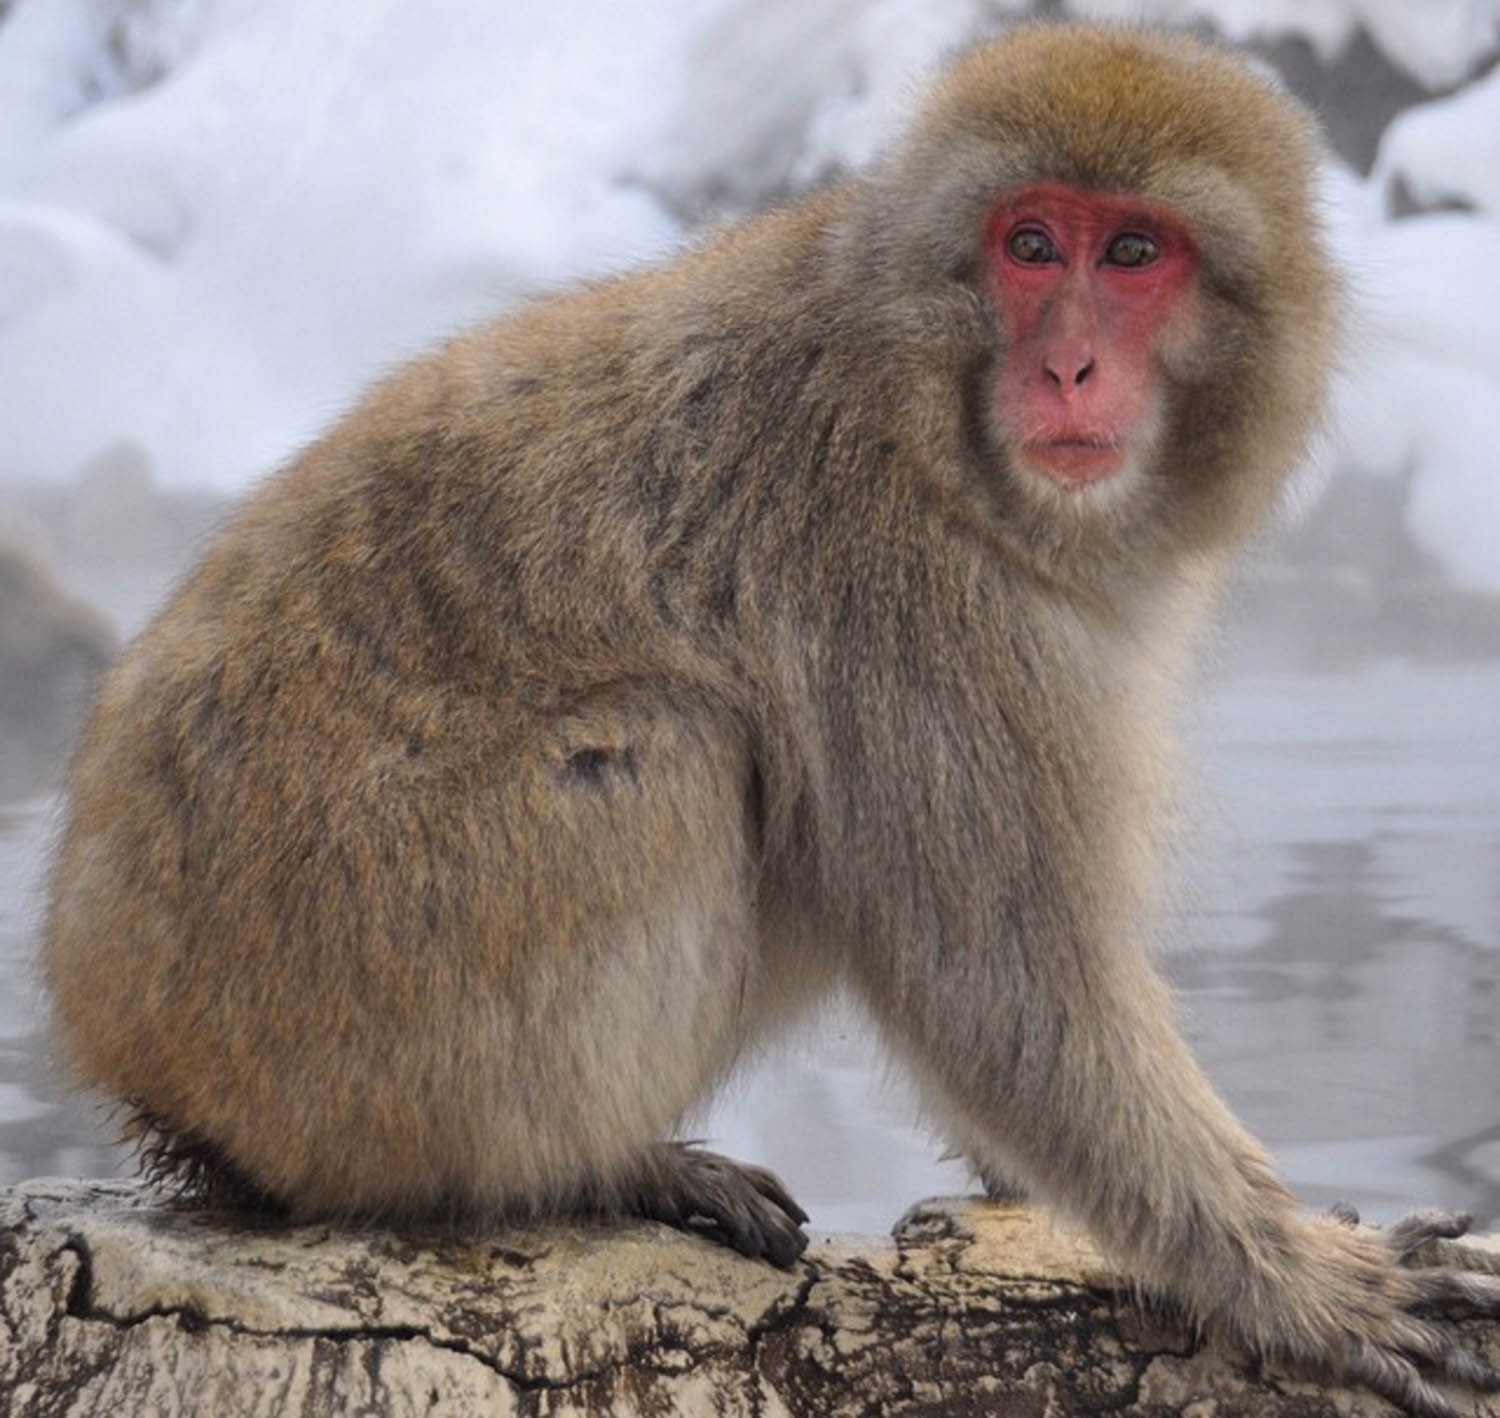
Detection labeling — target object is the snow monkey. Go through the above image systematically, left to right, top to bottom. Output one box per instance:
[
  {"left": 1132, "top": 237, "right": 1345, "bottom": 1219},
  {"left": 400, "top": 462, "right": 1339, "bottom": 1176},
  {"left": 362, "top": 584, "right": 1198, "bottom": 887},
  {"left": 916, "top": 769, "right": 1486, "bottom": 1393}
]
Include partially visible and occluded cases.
[{"left": 44, "top": 24, "right": 1500, "bottom": 1415}]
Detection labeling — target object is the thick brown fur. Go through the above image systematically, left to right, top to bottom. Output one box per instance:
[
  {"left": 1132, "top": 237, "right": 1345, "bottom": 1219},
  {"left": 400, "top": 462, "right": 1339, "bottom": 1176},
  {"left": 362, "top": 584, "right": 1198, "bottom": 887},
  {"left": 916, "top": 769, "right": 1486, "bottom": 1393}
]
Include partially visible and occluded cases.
[{"left": 43, "top": 24, "right": 1500, "bottom": 1413}]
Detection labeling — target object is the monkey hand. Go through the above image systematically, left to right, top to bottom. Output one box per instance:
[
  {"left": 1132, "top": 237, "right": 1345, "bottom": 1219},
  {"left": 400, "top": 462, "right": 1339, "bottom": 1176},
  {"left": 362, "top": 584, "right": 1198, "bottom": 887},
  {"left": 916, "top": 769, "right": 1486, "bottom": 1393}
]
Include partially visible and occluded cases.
[{"left": 1231, "top": 1208, "right": 1500, "bottom": 1417}]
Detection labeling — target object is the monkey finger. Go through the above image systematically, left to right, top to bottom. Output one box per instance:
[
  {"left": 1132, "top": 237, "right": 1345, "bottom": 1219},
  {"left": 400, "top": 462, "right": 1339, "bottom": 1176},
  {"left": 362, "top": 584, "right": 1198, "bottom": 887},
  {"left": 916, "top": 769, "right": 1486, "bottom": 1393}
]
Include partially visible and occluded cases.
[
  {"left": 735, "top": 1161, "right": 811, "bottom": 1226},
  {"left": 669, "top": 1180, "right": 767, "bottom": 1257},
  {"left": 709, "top": 1189, "right": 807, "bottom": 1267},
  {"left": 688, "top": 1197, "right": 808, "bottom": 1268},
  {"left": 690, "top": 1209, "right": 770, "bottom": 1262},
  {"left": 754, "top": 1210, "right": 811, "bottom": 1269},
  {"left": 1386, "top": 1210, "right": 1500, "bottom": 1278},
  {"left": 1388, "top": 1210, "right": 1474, "bottom": 1256},
  {"left": 1397, "top": 1211, "right": 1475, "bottom": 1245},
  {"left": 1398, "top": 1239, "right": 1500, "bottom": 1278},
  {"left": 1419, "top": 1241, "right": 1500, "bottom": 1277},
  {"left": 1405, "top": 1267, "right": 1500, "bottom": 1316},
  {"left": 1388, "top": 1315, "right": 1500, "bottom": 1392},
  {"left": 1424, "top": 1340, "right": 1500, "bottom": 1395},
  {"left": 1340, "top": 1341, "right": 1462, "bottom": 1418}
]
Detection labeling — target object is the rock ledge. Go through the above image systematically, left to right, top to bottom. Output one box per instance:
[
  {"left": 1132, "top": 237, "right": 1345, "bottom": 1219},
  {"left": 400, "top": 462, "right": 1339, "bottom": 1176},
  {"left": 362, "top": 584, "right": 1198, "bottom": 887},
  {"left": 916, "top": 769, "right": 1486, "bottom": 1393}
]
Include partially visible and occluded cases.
[{"left": 2, "top": 1179, "right": 1494, "bottom": 1415}]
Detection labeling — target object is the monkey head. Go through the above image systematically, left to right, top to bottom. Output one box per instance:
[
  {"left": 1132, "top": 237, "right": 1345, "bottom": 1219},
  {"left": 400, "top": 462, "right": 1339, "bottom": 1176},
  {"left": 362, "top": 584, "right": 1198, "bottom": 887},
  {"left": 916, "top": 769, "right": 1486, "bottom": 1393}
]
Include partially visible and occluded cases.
[{"left": 854, "top": 25, "right": 1340, "bottom": 564}]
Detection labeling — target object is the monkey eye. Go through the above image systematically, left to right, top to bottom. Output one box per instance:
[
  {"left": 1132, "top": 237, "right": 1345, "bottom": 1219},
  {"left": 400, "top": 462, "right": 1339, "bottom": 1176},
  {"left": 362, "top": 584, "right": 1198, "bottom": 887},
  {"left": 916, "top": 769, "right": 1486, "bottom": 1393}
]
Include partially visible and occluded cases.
[
  {"left": 1006, "top": 227, "right": 1062, "bottom": 265},
  {"left": 1102, "top": 231, "right": 1160, "bottom": 268}
]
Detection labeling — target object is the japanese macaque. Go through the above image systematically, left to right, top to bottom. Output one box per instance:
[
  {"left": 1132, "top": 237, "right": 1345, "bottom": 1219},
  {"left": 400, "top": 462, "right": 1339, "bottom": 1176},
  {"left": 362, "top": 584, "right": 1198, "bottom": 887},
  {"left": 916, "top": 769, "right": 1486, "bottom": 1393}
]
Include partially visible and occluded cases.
[{"left": 43, "top": 24, "right": 1500, "bottom": 1416}]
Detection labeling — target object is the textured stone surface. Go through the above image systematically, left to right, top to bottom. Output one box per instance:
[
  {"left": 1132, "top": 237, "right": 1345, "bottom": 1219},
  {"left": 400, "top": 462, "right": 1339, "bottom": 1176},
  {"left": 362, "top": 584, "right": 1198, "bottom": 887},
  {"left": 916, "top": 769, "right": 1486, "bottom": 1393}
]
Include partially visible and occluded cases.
[{"left": 2, "top": 1180, "right": 1496, "bottom": 1416}]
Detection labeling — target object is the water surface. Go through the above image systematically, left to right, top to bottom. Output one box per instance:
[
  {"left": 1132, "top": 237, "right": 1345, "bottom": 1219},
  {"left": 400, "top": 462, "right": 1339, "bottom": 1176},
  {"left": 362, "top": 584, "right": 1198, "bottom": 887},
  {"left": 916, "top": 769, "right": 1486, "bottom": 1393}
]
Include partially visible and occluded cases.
[{"left": 4, "top": 660, "right": 1497, "bottom": 1238}]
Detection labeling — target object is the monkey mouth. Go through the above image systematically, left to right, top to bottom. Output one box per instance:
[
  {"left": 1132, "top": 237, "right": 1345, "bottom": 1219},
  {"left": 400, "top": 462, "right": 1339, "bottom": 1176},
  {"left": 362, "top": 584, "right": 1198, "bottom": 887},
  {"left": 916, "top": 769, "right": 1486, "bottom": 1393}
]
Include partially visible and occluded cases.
[{"left": 1019, "top": 436, "right": 1126, "bottom": 486}]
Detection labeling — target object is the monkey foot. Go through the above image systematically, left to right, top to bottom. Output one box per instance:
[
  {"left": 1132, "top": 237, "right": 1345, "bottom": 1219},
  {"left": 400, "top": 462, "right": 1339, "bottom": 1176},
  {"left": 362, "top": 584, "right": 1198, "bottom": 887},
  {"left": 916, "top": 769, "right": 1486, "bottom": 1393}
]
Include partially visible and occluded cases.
[
  {"left": 628, "top": 1142, "right": 810, "bottom": 1268},
  {"left": 1316, "top": 1205, "right": 1500, "bottom": 1417}
]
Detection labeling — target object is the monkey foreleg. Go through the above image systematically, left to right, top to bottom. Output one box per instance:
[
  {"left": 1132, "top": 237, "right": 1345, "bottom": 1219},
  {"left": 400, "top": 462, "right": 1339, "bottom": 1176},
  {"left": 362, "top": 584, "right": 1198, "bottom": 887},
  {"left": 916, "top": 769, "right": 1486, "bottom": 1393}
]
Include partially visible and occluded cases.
[{"left": 858, "top": 915, "right": 1500, "bottom": 1417}]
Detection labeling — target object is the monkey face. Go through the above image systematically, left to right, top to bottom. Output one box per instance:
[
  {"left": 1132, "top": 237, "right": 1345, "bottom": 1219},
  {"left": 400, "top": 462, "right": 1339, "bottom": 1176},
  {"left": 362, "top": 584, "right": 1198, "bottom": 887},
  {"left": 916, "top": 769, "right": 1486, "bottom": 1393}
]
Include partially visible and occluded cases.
[{"left": 983, "top": 181, "right": 1199, "bottom": 508}]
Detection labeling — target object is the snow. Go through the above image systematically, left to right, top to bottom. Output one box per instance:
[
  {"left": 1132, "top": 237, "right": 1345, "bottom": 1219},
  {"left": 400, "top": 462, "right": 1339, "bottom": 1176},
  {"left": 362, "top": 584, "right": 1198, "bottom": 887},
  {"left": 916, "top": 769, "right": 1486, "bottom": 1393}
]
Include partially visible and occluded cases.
[
  {"left": 0, "top": 0, "right": 1496, "bottom": 585},
  {"left": 0, "top": 0, "right": 716, "bottom": 489},
  {"left": 780, "top": 0, "right": 1012, "bottom": 181},
  {"left": 1065, "top": 0, "right": 1500, "bottom": 87},
  {"left": 1375, "top": 60, "right": 1500, "bottom": 215},
  {"left": 1326, "top": 75, "right": 1500, "bottom": 591}
]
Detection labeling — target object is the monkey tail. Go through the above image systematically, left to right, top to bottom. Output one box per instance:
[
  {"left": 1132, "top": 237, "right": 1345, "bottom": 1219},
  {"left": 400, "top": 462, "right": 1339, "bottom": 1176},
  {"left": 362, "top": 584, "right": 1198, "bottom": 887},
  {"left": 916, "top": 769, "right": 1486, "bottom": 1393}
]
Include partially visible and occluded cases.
[{"left": 119, "top": 1101, "right": 289, "bottom": 1216}]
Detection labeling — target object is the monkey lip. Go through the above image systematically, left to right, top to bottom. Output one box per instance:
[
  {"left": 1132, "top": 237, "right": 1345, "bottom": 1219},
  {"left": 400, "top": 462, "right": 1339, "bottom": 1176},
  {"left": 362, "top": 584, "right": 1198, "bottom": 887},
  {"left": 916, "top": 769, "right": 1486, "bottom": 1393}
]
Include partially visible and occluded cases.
[{"left": 1020, "top": 437, "right": 1126, "bottom": 485}]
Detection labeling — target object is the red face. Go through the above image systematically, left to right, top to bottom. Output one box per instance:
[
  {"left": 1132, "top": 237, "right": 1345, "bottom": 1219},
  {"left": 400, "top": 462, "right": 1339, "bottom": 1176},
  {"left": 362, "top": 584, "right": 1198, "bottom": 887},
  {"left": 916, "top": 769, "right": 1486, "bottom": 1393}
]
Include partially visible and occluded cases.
[{"left": 985, "top": 182, "right": 1199, "bottom": 489}]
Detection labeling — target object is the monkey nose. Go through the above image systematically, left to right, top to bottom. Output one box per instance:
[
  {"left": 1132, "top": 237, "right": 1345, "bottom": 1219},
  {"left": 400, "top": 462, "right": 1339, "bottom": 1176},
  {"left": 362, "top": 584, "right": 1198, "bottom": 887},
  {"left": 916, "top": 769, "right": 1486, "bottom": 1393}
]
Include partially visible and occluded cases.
[{"left": 1044, "top": 354, "right": 1096, "bottom": 390}]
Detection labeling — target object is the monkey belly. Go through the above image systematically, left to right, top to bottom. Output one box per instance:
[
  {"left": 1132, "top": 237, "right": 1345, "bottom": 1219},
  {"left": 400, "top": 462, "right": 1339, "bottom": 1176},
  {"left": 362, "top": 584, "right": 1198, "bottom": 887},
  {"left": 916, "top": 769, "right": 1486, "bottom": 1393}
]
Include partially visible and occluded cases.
[{"left": 44, "top": 660, "right": 764, "bottom": 1218}]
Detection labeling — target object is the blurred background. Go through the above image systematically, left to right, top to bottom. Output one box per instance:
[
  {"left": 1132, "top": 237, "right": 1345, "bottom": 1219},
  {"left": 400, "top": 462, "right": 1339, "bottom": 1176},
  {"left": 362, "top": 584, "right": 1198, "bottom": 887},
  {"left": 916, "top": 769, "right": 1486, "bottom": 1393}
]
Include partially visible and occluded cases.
[{"left": 1, "top": 0, "right": 1497, "bottom": 1237}]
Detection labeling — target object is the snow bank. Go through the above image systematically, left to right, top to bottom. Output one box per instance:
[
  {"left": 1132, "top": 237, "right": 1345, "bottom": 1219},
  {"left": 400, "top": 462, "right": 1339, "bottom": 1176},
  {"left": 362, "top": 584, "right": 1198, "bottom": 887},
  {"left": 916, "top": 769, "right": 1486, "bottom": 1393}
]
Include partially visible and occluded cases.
[
  {"left": 0, "top": 0, "right": 1495, "bottom": 586},
  {"left": 0, "top": 0, "right": 715, "bottom": 489},
  {"left": 1065, "top": 0, "right": 1499, "bottom": 88},
  {"left": 1330, "top": 74, "right": 1500, "bottom": 592}
]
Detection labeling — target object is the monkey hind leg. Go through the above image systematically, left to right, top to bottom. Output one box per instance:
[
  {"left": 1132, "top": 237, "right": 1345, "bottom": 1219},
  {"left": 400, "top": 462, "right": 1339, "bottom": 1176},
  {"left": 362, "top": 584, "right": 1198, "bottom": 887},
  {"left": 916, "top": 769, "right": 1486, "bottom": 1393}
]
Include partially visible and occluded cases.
[
  {"left": 939, "top": 1136, "right": 1030, "bottom": 1202},
  {"left": 612, "top": 1142, "right": 809, "bottom": 1268},
  {"left": 974, "top": 1161, "right": 1028, "bottom": 1203}
]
